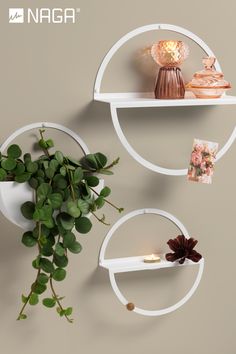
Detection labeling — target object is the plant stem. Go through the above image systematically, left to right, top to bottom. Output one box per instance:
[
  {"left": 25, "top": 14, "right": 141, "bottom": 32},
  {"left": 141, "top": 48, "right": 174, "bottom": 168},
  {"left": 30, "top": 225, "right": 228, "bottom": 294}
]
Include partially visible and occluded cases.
[
  {"left": 39, "top": 129, "right": 50, "bottom": 158},
  {"left": 103, "top": 157, "right": 120, "bottom": 170},
  {"left": 65, "top": 166, "right": 76, "bottom": 201},
  {"left": 89, "top": 186, "right": 123, "bottom": 212},
  {"left": 91, "top": 211, "right": 110, "bottom": 225},
  {"left": 17, "top": 269, "right": 40, "bottom": 320},
  {"left": 49, "top": 277, "right": 72, "bottom": 323}
]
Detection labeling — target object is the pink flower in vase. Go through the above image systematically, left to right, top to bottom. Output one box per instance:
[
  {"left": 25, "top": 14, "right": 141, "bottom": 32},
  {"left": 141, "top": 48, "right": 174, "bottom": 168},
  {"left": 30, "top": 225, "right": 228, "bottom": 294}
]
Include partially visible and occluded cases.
[{"left": 191, "top": 151, "right": 202, "bottom": 166}]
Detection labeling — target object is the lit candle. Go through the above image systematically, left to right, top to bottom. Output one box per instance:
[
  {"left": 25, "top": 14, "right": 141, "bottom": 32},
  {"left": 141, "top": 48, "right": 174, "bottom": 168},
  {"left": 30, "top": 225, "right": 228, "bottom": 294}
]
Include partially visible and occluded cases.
[{"left": 143, "top": 254, "right": 161, "bottom": 263}]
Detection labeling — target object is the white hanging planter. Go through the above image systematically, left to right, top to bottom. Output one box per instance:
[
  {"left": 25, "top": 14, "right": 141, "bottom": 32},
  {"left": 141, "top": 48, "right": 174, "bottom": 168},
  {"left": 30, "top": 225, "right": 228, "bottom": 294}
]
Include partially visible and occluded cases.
[
  {"left": 0, "top": 122, "right": 104, "bottom": 230},
  {"left": 0, "top": 179, "right": 104, "bottom": 230},
  {"left": 0, "top": 181, "right": 34, "bottom": 229}
]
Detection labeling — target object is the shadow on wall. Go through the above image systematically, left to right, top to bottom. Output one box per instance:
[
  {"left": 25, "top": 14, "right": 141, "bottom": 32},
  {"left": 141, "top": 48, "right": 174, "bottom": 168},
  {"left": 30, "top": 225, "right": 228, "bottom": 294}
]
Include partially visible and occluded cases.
[
  {"left": 68, "top": 99, "right": 212, "bottom": 131},
  {"left": 67, "top": 100, "right": 214, "bottom": 204},
  {"left": 0, "top": 217, "right": 28, "bottom": 316},
  {"left": 79, "top": 265, "right": 191, "bottom": 335}
]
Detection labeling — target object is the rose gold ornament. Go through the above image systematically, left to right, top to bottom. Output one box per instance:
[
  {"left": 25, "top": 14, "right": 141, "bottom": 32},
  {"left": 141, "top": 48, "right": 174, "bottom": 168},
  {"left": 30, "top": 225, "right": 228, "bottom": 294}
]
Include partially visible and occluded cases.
[{"left": 151, "top": 40, "right": 189, "bottom": 99}]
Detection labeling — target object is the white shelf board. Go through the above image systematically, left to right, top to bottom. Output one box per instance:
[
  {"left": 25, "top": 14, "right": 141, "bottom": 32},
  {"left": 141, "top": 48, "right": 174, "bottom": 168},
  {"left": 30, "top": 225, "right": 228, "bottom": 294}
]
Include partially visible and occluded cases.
[
  {"left": 94, "top": 92, "right": 236, "bottom": 108},
  {"left": 100, "top": 254, "right": 203, "bottom": 274}
]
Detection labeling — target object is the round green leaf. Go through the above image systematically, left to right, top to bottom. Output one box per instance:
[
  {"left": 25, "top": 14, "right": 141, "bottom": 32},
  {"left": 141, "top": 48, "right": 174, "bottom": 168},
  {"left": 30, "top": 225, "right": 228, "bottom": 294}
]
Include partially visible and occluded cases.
[
  {"left": 38, "top": 139, "right": 48, "bottom": 149},
  {"left": 46, "top": 139, "right": 54, "bottom": 148},
  {"left": 7, "top": 144, "right": 22, "bottom": 159},
  {"left": 55, "top": 151, "right": 64, "bottom": 165},
  {"left": 94, "top": 152, "right": 107, "bottom": 168},
  {"left": 23, "top": 153, "right": 31, "bottom": 163},
  {"left": 82, "top": 154, "right": 98, "bottom": 169},
  {"left": 1, "top": 158, "right": 17, "bottom": 171},
  {"left": 49, "top": 159, "right": 59, "bottom": 170},
  {"left": 26, "top": 161, "right": 38, "bottom": 173},
  {"left": 14, "top": 162, "right": 25, "bottom": 176},
  {"left": 60, "top": 166, "right": 66, "bottom": 176},
  {"left": 45, "top": 167, "right": 55, "bottom": 179},
  {"left": 73, "top": 167, "right": 83, "bottom": 184},
  {"left": 0, "top": 168, "right": 7, "bottom": 181},
  {"left": 36, "top": 169, "right": 45, "bottom": 178},
  {"left": 15, "top": 172, "right": 31, "bottom": 183},
  {"left": 53, "top": 174, "right": 67, "bottom": 189},
  {"left": 86, "top": 176, "right": 99, "bottom": 187},
  {"left": 29, "top": 177, "right": 38, "bottom": 189},
  {"left": 37, "top": 183, "right": 52, "bottom": 200},
  {"left": 100, "top": 186, "right": 111, "bottom": 197},
  {"left": 48, "top": 193, "right": 63, "bottom": 209},
  {"left": 95, "top": 196, "right": 105, "bottom": 209},
  {"left": 77, "top": 199, "right": 90, "bottom": 214},
  {"left": 67, "top": 200, "right": 81, "bottom": 218},
  {"left": 21, "top": 201, "right": 35, "bottom": 220},
  {"left": 33, "top": 205, "right": 53, "bottom": 222},
  {"left": 57, "top": 212, "right": 75, "bottom": 231},
  {"left": 75, "top": 216, "right": 92, "bottom": 234},
  {"left": 22, "top": 231, "right": 37, "bottom": 247},
  {"left": 63, "top": 231, "right": 76, "bottom": 248},
  {"left": 68, "top": 241, "right": 82, "bottom": 254},
  {"left": 55, "top": 243, "right": 65, "bottom": 257},
  {"left": 41, "top": 244, "right": 54, "bottom": 257},
  {"left": 53, "top": 254, "right": 68, "bottom": 268},
  {"left": 32, "top": 256, "right": 41, "bottom": 269},
  {"left": 39, "top": 258, "right": 55, "bottom": 274},
  {"left": 52, "top": 268, "right": 66, "bottom": 281},
  {"left": 37, "top": 273, "right": 49, "bottom": 285},
  {"left": 31, "top": 282, "right": 47, "bottom": 295},
  {"left": 29, "top": 293, "right": 39, "bottom": 306},
  {"left": 21, "top": 294, "right": 28, "bottom": 303},
  {"left": 42, "top": 298, "right": 56, "bottom": 308},
  {"left": 65, "top": 307, "right": 73, "bottom": 316},
  {"left": 18, "top": 314, "right": 27, "bottom": 320}
]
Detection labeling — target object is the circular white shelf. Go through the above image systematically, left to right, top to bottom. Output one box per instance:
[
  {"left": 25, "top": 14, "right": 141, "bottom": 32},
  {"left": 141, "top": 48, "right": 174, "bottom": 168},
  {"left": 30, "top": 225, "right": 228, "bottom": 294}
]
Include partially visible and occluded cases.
[
  {"left": 94, "top": 23, "right": 236, "bottom": 176},
  {"left": 99, "top": 208, "right": 204, "bottom": 316}
]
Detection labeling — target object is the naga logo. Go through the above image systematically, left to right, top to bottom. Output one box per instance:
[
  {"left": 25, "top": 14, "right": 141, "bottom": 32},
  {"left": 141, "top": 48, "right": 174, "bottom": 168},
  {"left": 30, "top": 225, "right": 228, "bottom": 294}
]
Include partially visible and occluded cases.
[
  {"left": 9, "top": 8, "right": 80, "bottom": 24},
  {"left": 9, "top": 8, "right": 24, "bottom": 23}
]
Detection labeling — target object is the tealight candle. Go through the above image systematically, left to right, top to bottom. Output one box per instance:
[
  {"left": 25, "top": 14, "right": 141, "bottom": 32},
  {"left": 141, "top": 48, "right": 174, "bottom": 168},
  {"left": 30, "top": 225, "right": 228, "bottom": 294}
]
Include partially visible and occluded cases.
[{"left": 143, "top": 254, "right": 161, "bottom": 263}]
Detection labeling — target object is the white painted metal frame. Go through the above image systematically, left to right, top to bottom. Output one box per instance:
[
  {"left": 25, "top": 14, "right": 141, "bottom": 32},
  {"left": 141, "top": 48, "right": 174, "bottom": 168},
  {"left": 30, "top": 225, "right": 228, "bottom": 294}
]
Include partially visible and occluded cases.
[
  {"left": 94, "top": 23, "right": 236, "bottom": 176},
  {"left": 0, "top": 122, "right": 90, "bottom": 155},
  {"left": 99, "top": 208, "right": 204, "bottom": 316}
]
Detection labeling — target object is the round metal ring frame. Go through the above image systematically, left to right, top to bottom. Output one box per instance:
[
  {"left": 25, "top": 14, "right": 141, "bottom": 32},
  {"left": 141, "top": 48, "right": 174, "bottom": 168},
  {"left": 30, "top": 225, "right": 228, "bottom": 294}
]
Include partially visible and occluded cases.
[
  {"left": 94, "top": 23, "right": 236, "bottom": 176},
  {"left": 0, "top": 122, "right": 92, "bottom": 228},
  {"left": 0, "top": 122, "right": 90, "bottom": 155},
  {"left": 99, "top": 209, "right": 204, "bottom": 316}
]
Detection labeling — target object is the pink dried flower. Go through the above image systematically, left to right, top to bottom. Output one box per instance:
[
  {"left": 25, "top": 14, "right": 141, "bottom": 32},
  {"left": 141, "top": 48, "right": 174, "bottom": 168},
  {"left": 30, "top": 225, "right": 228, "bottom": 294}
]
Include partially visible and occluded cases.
[{"left": 191, "top": 151, "right": 202, "bottom": 166}]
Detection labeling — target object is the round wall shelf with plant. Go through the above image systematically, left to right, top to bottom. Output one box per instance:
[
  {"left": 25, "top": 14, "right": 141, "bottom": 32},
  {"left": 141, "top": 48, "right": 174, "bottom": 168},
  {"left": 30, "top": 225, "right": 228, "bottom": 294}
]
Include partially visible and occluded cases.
[
  {"left": 94, "top": 23, "right": 236, "bottom": 176},
  {"left": 0, "top": 122, "right": 123, "bottom": 322},
  {"left": 99, "top": 208, "right": 204, "bottom": 316}
]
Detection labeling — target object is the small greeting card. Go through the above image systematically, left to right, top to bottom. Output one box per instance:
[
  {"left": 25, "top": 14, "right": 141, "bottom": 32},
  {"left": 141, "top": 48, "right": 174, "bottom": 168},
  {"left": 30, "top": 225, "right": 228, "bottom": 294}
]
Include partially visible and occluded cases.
[{"left": 187, "top": 139, "right": 219, "bottom": 184}]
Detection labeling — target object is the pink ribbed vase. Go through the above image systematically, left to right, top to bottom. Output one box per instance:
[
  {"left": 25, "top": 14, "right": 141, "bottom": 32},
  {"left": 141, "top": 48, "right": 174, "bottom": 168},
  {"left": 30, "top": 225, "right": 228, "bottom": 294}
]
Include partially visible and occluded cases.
[{"left": 154, "top": 67, "right": 185, "bottom": 99}]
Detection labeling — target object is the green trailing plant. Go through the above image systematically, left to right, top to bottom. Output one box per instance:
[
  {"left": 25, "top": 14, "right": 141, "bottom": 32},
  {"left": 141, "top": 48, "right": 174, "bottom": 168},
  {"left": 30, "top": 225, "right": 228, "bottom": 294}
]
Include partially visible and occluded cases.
[{"left": 0, "top": 129, "right": 123, "bottom": 323}]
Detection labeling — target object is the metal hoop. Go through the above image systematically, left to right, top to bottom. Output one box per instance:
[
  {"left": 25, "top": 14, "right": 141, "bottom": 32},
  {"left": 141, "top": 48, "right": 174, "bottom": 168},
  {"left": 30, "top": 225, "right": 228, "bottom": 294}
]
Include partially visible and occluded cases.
[
  {"left": 94, "top": 23, "right": 236, "bottom": 175},
  {"left": 94, "top": 23, "right": 221, "bottom": 95},
  {"left": 0, "top": 122, "right": 90, "bottom": 156},
  {"left": 0, "top": 123, "right": 92, "bottom": 229},
  {"left": 99, "top": 208, "right": 204, "bottom": 316}
]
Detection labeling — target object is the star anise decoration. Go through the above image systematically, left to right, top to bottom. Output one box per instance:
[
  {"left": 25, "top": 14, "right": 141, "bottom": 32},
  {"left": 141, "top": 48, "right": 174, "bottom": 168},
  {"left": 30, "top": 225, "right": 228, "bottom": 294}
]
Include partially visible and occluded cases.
[{"left": 165, "top": 235, "right": 202, "bottom": 264}]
